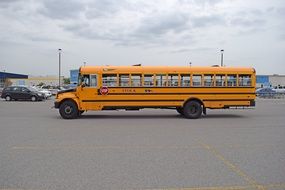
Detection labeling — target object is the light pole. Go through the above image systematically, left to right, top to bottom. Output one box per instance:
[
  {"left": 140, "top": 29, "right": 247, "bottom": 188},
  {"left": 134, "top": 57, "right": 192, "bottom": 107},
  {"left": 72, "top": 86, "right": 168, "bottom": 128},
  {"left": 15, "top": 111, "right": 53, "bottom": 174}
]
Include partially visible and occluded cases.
[
  {"left": 58, "top": 48, "right": 62, "bottom": 88},
  {"left": 220, "top": 49, "right": 224, "bottom": 67}
]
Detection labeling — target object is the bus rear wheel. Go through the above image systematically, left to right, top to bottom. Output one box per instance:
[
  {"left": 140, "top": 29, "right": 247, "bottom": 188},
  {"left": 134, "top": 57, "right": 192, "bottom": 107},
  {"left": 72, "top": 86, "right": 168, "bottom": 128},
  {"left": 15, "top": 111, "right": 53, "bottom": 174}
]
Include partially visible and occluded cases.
[
  {"left": 59, "top": 100, "right": 79, "bottom": 119},
  {"left": 183, "top": 101, "right": 202, "bottom": 119}
]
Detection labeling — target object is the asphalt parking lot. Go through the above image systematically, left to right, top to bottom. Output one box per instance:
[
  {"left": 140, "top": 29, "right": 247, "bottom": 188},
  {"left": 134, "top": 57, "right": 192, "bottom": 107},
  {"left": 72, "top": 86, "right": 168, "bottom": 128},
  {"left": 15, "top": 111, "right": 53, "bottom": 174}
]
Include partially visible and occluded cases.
[{"left": 0, "top": 98, "right": 285, "bottom": 190}]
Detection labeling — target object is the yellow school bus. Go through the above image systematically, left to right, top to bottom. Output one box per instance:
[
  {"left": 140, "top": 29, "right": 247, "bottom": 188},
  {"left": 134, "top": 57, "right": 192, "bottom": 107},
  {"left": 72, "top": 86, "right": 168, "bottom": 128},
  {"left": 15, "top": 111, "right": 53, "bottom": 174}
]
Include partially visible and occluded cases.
[{"left": 54, "top": 65, "right": 256, "bottom": 119}]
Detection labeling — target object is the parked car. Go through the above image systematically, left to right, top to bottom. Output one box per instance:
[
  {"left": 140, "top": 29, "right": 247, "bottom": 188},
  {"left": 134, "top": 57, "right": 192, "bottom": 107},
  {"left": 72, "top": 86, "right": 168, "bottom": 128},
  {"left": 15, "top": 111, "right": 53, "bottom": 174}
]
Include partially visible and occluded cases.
[
  {"left": 1, "top": 86, "right": 45, "bottom": 101},
  {"left": 32, "top": 86, "right": 52, "bottom": 99},
  {"left": 40, "top": 86, "right": 67, "bottom": 96},
  {"left": 273, "top": 86, "right": 285, "bottom": 93},
  {"left": 256, "top": 87, "right": 277, "bottom": 98}
]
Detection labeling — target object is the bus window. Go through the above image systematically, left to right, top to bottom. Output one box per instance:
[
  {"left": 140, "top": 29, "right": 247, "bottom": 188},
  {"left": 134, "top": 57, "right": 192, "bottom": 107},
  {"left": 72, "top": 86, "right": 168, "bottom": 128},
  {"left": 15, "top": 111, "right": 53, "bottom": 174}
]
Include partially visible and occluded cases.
[
  {"left": 103, "top": 74, "right": 117, "bottom": 87},
  {"left": 119, "top": 74, "right": 130, "bottom": 87},
  {"left": 131, "top": 74, "right": 142, "bottom": 87},
  {"left": 144, "top": 74, "right": 154, "bottom": 86},
  {"left": 156, "top": 74, "right": 167, "bottom": 87},
  {"left": 168, "top": 74, "right": 178, "bottom": 86},
  {"left": 82, "top": 75, "right": 90, "bottom": 87},
  {"left": 90, "top": 75, "right": 97, "bottom": 87},
  {"left": 181, "top": 75, "right": 190, "bottom": 87},
  {"left": 192, "top": 75, "right": 202, "bottom": 86},
  {"left": 204, "top": 75, "right": 214, "bottom": 87},
  {"left": 215, "top": 75, "right": 226, "bottom": 86},
  {"left": 227, "top": 75, "right": 237, "bottom": 86},
  {"left": 239, "top": 75, "right": 251, "bottom": 86}
]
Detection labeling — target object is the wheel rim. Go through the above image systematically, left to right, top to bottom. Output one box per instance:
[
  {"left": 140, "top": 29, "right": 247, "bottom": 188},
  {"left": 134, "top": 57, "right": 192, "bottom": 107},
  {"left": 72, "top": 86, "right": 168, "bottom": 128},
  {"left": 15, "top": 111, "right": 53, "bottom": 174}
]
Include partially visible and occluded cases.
[
  {"left": 6, "top": 96, "right": 11, "bottom": 101},
  {"left": 31, "top": 97, "right": 36, "bottom": 101},
  {"left": 190, "top": 105, "right": 197, "bottom": 114},
  {"left": 64, "top": 106, "right": 73, "bottom": 115}
]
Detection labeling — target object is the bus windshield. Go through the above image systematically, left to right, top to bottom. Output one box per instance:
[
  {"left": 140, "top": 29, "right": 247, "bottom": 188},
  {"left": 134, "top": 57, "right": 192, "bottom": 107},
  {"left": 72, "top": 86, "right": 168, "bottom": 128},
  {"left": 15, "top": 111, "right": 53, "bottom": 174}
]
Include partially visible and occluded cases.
[{"left": 78, "top": 74, "right": 83, "bottom": 86}]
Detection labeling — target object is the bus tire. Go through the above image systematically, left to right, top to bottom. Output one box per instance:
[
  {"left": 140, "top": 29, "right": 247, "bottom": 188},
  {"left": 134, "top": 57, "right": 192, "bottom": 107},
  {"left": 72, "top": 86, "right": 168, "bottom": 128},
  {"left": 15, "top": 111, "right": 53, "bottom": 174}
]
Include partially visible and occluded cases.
[
  {"left": 59, "top": 100, "right": 79, "bottom": 119},
  {"left": 183, "top": 100, "right": 202, "bottom": 119},
  {"left": 176, "top": 107, "right": 184, "bottom": 116}
]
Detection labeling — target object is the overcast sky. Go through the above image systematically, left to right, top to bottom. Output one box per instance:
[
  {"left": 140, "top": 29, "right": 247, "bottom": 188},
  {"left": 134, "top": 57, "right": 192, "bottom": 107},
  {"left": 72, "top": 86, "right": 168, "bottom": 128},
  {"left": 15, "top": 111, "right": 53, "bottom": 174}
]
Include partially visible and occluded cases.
[{"left": 0, "top": 0, "right": 285, "bottom": 77}]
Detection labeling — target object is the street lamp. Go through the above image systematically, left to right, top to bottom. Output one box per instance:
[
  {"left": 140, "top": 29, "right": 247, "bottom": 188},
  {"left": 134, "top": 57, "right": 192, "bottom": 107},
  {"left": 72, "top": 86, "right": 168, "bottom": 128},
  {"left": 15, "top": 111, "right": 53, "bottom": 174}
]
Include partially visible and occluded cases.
[
  {"left": 58, "top": 48, "right": 62, "bottom": 88},
  {"left": 220, "top": 49, "right": 224, "bottom": 67}
]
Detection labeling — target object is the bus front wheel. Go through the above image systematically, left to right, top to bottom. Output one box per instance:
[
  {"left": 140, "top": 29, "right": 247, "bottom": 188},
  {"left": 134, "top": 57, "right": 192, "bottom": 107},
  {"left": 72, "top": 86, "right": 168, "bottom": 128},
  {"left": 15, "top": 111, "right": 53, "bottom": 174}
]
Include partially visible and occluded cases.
[
  {"left": 59, "top": 100, "right": 79, "bottom": 119},
  {"left": 183, "top": 101, "right": 202, "bottom": 119}
]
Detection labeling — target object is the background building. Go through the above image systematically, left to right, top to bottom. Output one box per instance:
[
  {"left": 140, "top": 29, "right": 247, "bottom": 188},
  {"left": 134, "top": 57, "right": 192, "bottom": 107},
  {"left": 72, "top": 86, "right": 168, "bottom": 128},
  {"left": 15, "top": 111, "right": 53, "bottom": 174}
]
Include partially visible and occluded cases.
[
  {"left": 70, "top": 69, "right": 79, "bottom": 85},
  {"left": 0, "top": 71, "right": 28, "bottom": 88},
  {"left": 256, "top": 75, "right": 285, "bottom": 88},
  {"left": 256, "top": 75, "right": 270, "bottom": 88},
  {"left": 269, "top": 75, "right": 285, "bottom": 88},
  {"left": 9, "top": 76, "right": 64, "bottom": 87}
]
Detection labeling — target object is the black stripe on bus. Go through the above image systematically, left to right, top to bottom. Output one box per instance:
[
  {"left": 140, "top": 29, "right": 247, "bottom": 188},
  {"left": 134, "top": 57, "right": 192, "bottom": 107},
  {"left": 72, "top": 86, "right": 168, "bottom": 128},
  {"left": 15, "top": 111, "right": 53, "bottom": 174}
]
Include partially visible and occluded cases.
[
  {"left": 105, "top": 86, "right": 255, "bottom": 89},
  {"left": 106, "top": 92, "right": 256, "bottom": 95},
  {"left": 82, "top": 99, "right": 253, "bottom": 103},
  {"left": 82, "top": 99, "right": 184, "bottom": 102},
  {"left": 203, "top": 99, "right": 253, "bottom": 102}
]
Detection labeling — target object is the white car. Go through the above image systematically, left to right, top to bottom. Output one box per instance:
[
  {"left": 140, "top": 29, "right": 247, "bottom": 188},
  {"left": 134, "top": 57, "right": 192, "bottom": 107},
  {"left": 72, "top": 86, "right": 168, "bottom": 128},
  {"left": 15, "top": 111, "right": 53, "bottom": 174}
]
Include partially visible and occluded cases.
[
  {"left": 273, "top": 86, "right": 285, "bottom": 93},
  {"left": 32, "top": 87, "right": 52, "bottom": 99},
  {"left": 40, "top": 89, "right": 52, "bottom": 98}
]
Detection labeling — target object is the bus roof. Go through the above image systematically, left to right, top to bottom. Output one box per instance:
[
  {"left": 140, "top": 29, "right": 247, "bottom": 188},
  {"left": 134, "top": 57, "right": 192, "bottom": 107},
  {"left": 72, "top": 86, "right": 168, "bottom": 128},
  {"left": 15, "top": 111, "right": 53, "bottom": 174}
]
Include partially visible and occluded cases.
[{"left": 80, "top": 66, "right": 255, "bottom": 74}]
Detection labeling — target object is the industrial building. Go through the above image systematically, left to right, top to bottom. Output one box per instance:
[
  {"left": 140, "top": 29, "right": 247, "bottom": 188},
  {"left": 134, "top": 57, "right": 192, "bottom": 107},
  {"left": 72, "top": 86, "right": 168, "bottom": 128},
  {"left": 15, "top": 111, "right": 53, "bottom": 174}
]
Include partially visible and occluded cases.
[
  {"left": 0, "top": 71, "right": 28, "bottom": 88},
  {"left": 0, "top": 71, "right": 64, "bottom": 87},
  {"left": 256, "top": 75, "right": 285, "bottom": 88},
  {"left": 9, "top": 76, "right": 64, "bottom": 87}
]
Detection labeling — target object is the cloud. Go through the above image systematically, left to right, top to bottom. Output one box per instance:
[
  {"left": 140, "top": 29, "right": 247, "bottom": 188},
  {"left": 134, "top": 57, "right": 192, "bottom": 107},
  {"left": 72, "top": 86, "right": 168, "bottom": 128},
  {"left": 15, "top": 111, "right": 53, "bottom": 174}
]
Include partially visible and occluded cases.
[
  {"left": 0, "top": 0, "right": 22, "bottom": 6},
  {"left": 0, "top": 0, "right": 283, "bottom": 48},
  {"left": 39, "top": 0, "right": 85, "bottom": 19},
  {"left": 85, "top": 0, "right": 129, "bottom": 19},
  {"left": 179, "top": 0, "right": 223, "bottom": 5},
  {"left": 60, "top": 1, "right": 228, "bottom": 47},
  {"left": 276, "top": 7, "right": 285, "bottom": 15},
  {"left": 135, "top": 12, "right": 189, "bottom": 35},
  {"left": 191, "top": 15, "right": 225, "bottom": 28},
  {"left": 230, "top": 18, "right": 265, "bottom": 27},
  {"left": 280, "top": 33, "right": 285, "bottom": 41},
  {"left": 170, "top": 47, "right": 214, "bottom": 54}
]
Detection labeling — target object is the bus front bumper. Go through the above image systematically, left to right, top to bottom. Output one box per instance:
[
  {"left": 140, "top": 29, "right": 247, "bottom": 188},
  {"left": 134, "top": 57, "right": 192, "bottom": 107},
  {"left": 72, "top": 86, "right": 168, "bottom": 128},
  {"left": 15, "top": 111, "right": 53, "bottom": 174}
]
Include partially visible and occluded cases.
[{"left": 54, "top": 102, "right": 60, "bottom": 109}]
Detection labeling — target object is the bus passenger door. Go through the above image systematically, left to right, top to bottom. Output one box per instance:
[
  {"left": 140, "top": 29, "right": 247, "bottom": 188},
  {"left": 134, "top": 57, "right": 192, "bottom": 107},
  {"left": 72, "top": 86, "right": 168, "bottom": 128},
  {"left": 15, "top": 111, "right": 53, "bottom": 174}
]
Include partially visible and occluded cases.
[{"left": 78, "top": 74, "right": 100, "bottom": 110}]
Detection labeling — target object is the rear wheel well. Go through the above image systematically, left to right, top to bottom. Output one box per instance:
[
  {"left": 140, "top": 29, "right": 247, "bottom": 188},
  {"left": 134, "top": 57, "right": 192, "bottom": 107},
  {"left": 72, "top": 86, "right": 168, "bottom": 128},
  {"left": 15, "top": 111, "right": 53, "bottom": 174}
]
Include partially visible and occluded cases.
[{"left": 183, "top": 98, "right": 204, "bottom": 108}]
